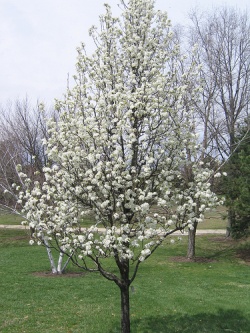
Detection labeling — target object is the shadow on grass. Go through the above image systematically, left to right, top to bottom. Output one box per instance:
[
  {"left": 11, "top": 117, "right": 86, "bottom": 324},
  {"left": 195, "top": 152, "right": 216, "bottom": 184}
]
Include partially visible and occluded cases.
[{"left": 130, "top": 309, "right": 250, "bottom": 333}]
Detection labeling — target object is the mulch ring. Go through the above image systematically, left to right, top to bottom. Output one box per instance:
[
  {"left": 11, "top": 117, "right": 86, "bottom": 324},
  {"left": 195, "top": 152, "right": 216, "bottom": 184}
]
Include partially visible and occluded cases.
[
  {"left": 170, "top": 238, "right": 250, "bottom": 264},
  {"left": 169, "top": 256, "right": 216, "bottom": 263}
]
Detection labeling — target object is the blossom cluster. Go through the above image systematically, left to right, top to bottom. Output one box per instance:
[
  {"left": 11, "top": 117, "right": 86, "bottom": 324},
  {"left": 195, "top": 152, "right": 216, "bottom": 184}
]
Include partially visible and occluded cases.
[{"left": 18, "top": 0, "right": 220, "bottom": 271}]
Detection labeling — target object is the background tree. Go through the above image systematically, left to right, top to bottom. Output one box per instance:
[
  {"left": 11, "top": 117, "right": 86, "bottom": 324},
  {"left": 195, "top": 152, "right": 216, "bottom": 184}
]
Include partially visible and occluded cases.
[
  {"left": 18, "top": 1, "right": 220, "bottom": 332},
  {"left": 188, "top": 7, "right": 250, "bottom": 237},
  {"left": 169, "top": 24, "right": 219, "bottom": 259},
  {"left": 0, "top": 99, "right": 71, "bottom": 274},
  {"left": 0, "top": 99, "right": 46, "bottom": 211},
  {"left": 1, "top": 99, "right": 49, "bottom": 169},
  {"left": 222, "top": 119, "right": 250, "bottom": 238}
]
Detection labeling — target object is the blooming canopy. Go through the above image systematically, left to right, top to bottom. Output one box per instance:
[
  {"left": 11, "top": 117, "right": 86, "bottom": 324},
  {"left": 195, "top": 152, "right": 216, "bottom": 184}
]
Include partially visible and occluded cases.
[{"left": 19, "top": 0, "right": 219, "bottom": 287}]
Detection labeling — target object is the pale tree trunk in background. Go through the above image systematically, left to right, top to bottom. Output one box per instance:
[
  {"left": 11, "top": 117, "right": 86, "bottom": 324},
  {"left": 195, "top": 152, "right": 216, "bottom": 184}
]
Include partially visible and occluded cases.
[
  {"left": 187, "top": 221, "right": 198, "bottom": 259},
  {"left": 39, "top": 235, "right": 71, "bottom": 274},
  {"left": 44, "top": 238, "right": 57, "bottom": 274}
]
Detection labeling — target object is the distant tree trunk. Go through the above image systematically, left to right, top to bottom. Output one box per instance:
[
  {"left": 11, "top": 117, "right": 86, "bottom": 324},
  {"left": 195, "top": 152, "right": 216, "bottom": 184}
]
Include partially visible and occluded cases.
[
  {"left": 226, "top": 207, "right": 236, "bottom": 238},
  {"left": 187, "top": 221, "right": 198, "bottom": 259},
  {"left": 43, "top": 237, "right": 71, "bottom": 274},
  {"left": 44, "top": 238, "right": 58, "bottom": 274}
]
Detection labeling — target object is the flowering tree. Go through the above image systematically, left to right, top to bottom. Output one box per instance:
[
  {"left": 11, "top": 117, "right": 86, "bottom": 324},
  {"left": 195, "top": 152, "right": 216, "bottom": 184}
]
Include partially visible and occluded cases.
[
  {"left": 19, "top": 1, "right": 220, "bottom": 332},
  {"left": 0, "top": 100, "right": 70, "bottom": 274}
]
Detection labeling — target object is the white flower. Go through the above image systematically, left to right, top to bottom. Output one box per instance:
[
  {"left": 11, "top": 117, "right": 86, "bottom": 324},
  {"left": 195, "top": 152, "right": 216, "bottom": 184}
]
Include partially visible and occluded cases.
[
  {"left": 214, "top": 172, "right": 221, "bottom": 178},
  {"left": 141, "top": 203, "right": 149, "bottom": 213}
]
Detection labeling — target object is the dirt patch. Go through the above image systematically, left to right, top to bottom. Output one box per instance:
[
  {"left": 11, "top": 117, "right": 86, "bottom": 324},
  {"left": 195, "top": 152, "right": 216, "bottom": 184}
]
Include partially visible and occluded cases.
[
  {"left": 11, "top": 236, "right": 29, "bottom": 241},
  {"left": 211, "top": 236, "right": 236, "bottom": 243},
  {"left": 236, "top": 248, "right": 250, "bottom": 265},
  {"left": 169, "top": 256, "right": 217, "bottom": 263},
  {"left": 32, "top": 271, "right": 86, "bottom": 278}
]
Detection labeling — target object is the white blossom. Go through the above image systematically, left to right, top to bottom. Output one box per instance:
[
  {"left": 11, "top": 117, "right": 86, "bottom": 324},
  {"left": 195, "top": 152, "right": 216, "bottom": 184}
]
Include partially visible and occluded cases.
[{"left": 17, "top": 0, "right": 220, "bottom": 290}]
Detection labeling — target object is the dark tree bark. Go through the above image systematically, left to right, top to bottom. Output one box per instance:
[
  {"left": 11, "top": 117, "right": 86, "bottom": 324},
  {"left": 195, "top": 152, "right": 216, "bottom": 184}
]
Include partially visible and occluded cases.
[
  {"left": 118, "top": 259, "right": 131, "bottom": 333},
  {"left": 120, "top": 283, "right": 130, "bottom": 333}
]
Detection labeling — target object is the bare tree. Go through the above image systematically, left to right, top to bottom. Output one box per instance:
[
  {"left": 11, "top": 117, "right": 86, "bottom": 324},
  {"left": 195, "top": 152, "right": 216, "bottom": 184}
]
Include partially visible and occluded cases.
[
  {"left": 188, "top": 7, "right": 250, "bottom": 239},
  {"left": 168, "top": 24, "right": 207, "bottom": 259},
  {"left": 0, "top": 98, "right": 49, "bottom": 210},
  {"left": 0, "top": 99, "right": 48, "bottom": 170}
]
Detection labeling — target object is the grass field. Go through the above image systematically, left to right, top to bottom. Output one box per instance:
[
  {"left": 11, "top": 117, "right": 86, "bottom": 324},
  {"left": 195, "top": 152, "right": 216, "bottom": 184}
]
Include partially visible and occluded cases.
[
  {"left": 200, "top": 205, "right": 227, "bottom": 229},
  {"left": 0, "top": 213, "right": 24, "bottom": 225},
  {"left": 0, "top": 228, "right": 249, "bottom": 333}
]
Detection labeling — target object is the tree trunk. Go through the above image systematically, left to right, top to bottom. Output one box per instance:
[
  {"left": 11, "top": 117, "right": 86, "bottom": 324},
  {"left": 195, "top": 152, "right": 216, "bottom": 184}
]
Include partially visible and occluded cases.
[
  {"left": 226, "top": 207, "right": 235, "bottom": 238},
  {"left": 187, "top": 221, "right": 198, "bottom": 259},
  {"left": 43, "top": 237, "right": 57, "bottom": 273},
  {"left": 57, "top": 252, "right": 64, "bottom": 274},
  {"left": 118, "top": 258, "right": 131, "bottom": 333},
  {"left": 120, "top": 284, "right": 130, "bottom": 333}
]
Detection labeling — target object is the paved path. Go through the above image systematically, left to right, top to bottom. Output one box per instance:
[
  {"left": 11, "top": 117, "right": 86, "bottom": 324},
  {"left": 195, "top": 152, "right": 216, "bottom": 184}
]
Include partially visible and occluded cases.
[
  {"left": 0, "top": 224, "right": 226, "bottom": 235},
  {"left": 0, "top": 224, "right": 27, "bottom": 229}
]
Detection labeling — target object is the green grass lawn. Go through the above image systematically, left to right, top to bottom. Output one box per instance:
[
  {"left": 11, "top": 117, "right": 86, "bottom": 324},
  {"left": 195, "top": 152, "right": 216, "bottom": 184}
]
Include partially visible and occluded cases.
[
  {"left": 200, "top": 205, "right": 227, "bottom": 229},
  {"left": 0, "top": 213, "right": 24, "bottom": 225},
  {"left": 0, "top": 228, "right": 249, "bottom": 333}
]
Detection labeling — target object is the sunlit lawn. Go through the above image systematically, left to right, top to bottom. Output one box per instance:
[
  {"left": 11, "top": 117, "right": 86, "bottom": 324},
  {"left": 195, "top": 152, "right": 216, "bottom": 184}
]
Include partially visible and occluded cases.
[
  {"left": 200, "top": 205, "right": 227, "bottom": 229},
  {"left": 0, "top": 213, "right": 24, "bottom": 225},
  {"left": 0, "top": 228, "right": 249, "bottom": 333}
]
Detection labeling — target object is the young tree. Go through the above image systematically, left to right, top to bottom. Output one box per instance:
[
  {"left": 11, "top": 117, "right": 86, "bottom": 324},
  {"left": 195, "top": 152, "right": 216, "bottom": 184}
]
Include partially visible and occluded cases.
[{"left": 18, "top": 1, "right": 219, "bottom": 332}]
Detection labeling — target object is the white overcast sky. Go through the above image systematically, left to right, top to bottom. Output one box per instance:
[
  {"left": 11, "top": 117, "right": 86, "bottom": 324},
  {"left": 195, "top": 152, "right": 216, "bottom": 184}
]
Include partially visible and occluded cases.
[{"left": 0, "top": 0, "right": 249, "bottom": 108}]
